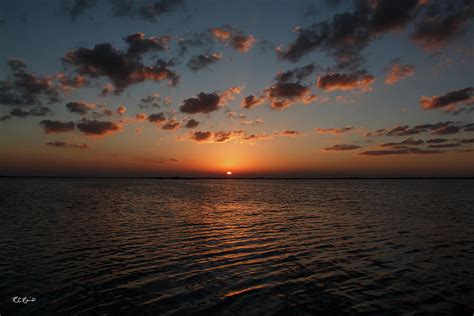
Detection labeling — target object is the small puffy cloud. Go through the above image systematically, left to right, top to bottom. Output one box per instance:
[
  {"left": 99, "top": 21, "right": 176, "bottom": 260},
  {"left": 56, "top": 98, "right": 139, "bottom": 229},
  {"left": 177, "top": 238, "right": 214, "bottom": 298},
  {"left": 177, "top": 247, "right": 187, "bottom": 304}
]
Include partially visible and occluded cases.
[
  {"left": 209, "top": 25, "right": 256, "bottom": 53},
  {"left": 124, "top": 33, "right": 170, "bottom": 56},
  {"left": 187, "top": 52, "right": 223, "bottom": 71},
  {"left": 384, "top": 59, "right": 415, "bottom": 84},
  {"left": 275, "top": 62, "right": 319, "bottom": 83},
  {"left": 317, "top": 72, "right": 375, "bottom": 92},
  {"left": 57, "top": 73, "right": 87, "bottom": 91},
  {"left": 264, "top": 82, "right": 317, "bottom": 110},
  {"left": 179, "top": 87, "right": 241, "bottom": 114},
  {"left": 420, "top": 87, "right": 474, "bottom": 110},
  {"left": 241, "top": 95, "right": 266, "bottom": 109},
  {"left": 66, "top": 101, "right": 95, "bottom": 115},
  {"left": 116, "top": 105, "right": 126, "bottom": 115},
  {"left": 147, "top": 112, "right": 166, "bottom": 124},
  {"left": 184, "top": 118, "right": 199, "bottom": 128},
  {"left": 76, "top": 119, "right": 121, "bottom": 136},
  {"left": 161, "top": 119, "right": 180, "bottom": 130},
  {"left": 40, "top": 120, "right": 75, "bottom": 133},
  {"left": 187, "top": 130, "right": 271, "bottom": 144},
  {"left": 190, "top": 131, "right": 212, "bottom": 142},
  {"left": 324, "top": 144, "right": 361, "bottom": 151}
]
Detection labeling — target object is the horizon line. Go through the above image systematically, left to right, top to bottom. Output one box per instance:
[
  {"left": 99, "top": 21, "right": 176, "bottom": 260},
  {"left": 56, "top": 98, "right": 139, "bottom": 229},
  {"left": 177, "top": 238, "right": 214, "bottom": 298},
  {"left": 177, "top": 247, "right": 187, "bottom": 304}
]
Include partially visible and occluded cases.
[{"left": 1, "top": 176, "right": 473, "bottom": 180}]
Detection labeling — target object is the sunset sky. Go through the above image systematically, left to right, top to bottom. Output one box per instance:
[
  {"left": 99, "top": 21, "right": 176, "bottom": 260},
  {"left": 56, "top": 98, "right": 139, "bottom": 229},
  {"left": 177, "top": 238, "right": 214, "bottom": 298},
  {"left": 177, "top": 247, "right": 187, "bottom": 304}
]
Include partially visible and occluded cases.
[{"left": 0, "top": 0, "right": 473, "bottom": 177}]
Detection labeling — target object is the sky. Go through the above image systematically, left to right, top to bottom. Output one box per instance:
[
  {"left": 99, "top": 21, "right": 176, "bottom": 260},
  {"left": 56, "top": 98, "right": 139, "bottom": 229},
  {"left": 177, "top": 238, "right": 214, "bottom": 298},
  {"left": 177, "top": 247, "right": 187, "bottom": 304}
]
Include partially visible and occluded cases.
[{"left": 0, "top": 0, "right": 473, "bottom": 177}]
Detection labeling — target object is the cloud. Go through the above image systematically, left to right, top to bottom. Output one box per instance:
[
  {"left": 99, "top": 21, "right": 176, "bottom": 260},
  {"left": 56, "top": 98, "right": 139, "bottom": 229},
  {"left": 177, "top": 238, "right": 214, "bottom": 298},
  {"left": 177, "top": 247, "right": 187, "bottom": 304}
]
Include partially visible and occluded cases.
[
  {"left": 63, "top": 0, "right": 184, "bottom": 22},
  {"left": 64, "top": 0, "right": 97, "bottom": 21},
  {"left": 277, "top": 0, "right": 421, "bottom": 67},
  {"left": 411, "top": 0, "right": 474, "bottom": 51},
  {"left": 209, "top": 25, "right": 256, "bottom": 53},
  {"left": 177, "top": 31, "right": 215, "bottom": 55},
  {"left": 125, "top": 32, "right": 170, "bottom": 56},
  {"left": 63, "top": 42, "right": 180, "bottom": 93},
  {"left": 187, "top": 52, "right": 223, "bottom": 71},
  {"left": 0, "top": 59, "right": 60, "bottom": 107},
  {"left": 384, "top": 59, "right": 415, "bottom": 84},
  {"left": 275, "top": 62, "right": 319, "bottom": 83},
  {"left": 317, "top": 72, "right": 375, "bottom": 92},
  {"left": 57, "top": 73, "right": 87, "bottom": 91},
  {"left": 263, "top": 82, "right": 317, "bottom": 110},
  {"left": 179, "top": 87, "right": 241, "bottom": 114},
  {"left": 420, "top": 87, "right": 474, "bottom": 110},
  {"left": 241, "top": 95, "right": 266, "bottom": 109},
  {"left": 66, "top": 101, "right": 95, "bottom": 115},
  {"left": 116, "top": 105, "right": 126, "bottom": 115},
  {"left": 9, "top": 106, "right": 53, "bottom": 118},
  {"left": 147, "top": 112, "right": 166, "bottom": 124},
  {"left": 184, "top": 118, "right": 199, "bottom": 128},
  {"left": 76, "top": 119, "right": 121, "bottom": 136},
  {"left": 161, "top": 119, "right": 180, "bottom": 130},
  {"left": 241, "top": 119, "right": 264, "bottom": 126},
  {"left": 40, "top": 120, "right": 75, "bottom": 133},
  {"left": 380, "top": 121, "right": 464, "bottom": 137},
  {"left": 431, "top": 125, "right": 462, "bottom": 135},
  {"left": 315, "top": 126, "right": 354, "bottom": 135},
  {"left": 275, "top": 129, "right": 302, "bottom": 137},
  {"left": 187, "top": 130, "right": 271, "bottom": 143},
  {"left": 190, "top": 131, "right": 212, "bottom": 142},
  {"left": 380, "top": 137, "right": 424, "bottom": 148},
  {"left": 426, "top": 138, "right": 448, "bottom": 144},
  {"left": 46, "top": 141, "right": 89, "bottom": 149},
  {"left": 428, "top": 143, "right": 461, "bottom": 148},
  {"left": 324, "top": 144, "right": 361, "bottom": 151},
  {"left": 359, "top": 147, "right": 443, "bottom": 156}
]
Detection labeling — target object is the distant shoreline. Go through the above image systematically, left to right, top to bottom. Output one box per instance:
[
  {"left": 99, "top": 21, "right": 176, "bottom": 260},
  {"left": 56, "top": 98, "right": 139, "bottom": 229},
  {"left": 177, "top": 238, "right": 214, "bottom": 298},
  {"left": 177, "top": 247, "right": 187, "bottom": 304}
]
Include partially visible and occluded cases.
[{"left": 1, "top": 176, "right": 473, "bottom": 180}]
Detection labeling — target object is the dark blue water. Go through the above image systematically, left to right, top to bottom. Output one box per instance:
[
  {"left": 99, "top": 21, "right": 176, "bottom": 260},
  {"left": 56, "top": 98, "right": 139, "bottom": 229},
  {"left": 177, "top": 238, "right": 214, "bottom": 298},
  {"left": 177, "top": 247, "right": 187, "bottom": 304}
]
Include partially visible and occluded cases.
[{"left": 0, "top": 179, "right": 473, "bottom": 315}]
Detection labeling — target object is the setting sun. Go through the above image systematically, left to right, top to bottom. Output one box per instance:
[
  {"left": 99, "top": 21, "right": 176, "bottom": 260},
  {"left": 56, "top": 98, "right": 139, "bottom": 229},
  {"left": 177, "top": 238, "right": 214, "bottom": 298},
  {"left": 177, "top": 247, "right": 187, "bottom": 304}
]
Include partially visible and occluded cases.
[{"left": 226, "top": 171, "right": 232, "bottom": 175}]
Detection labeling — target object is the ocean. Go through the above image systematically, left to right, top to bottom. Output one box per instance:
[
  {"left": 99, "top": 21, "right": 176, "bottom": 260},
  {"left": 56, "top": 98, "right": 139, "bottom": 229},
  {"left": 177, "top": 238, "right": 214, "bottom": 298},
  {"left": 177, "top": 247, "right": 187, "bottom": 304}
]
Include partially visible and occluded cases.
[{"left": 0, "top": 178, "right": 473, "bottom": 315}]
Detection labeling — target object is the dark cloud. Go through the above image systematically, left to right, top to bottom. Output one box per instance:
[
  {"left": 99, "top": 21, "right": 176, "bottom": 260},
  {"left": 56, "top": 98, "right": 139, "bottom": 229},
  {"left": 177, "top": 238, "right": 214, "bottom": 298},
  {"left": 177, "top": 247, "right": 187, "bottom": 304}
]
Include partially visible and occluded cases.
[
  {"left": 63, "top": 0, "right": 184, "bottom": 22},
  {"left": 64, "top": 0, "right": 97, "bottom": 21},
  {"left": 278, "top": 0, "right": 421, "bottom": 67},
  {"left": 411, "top": 0, "right": 474, "bottom": 50},
  {"left": 209, "top": 25, "right": 256, "bottom": 53},
  {"left": 177, "top": 31, "right": 215, "bottom": 55},
  {"left": 125, "top": 32, "right": 171, "bottom": 56},
  {"left": 63, "top": 42, "right": 180, "bottom": 93},
  {"left": 187, "top": 53, "right": 223, "bottom": 71},
  {"left": 384, "top": 59, "right": 415, "bottom": 84},
  {"left": 0, "top": 60, "right": 61, "bottom": 107},
  {"left": 275, "top": 62, "right": 319, "bottom": 83},
  {"left": 317, "top": 71, "right": 375, "bottom": 91},
  {"left": 57, "top": 73, "right": 87, "bottom": 91},
  {"left": 264, "top": 82, "right": 317, "bottom": 110},
  {"left": 420, "top": 87, "right": 474, "bottom": 110},
  {"left": 179, "top": 92, "right": 221, "bottom": 114},
  {"left": 241, "top": 95, "right": 266, "bottom": 109},
  {"left": 66, "top": 101, "right": 95, "bottom": 115},
  {"left": 10, "top": 106, "right": 53, "bottom": 118},
  {"left": 147, "top": 112, "right": 166, "bottom": 123},
  {"left": 0, "top": 115, "right": 11, "bottom": 121},
  {"left": 184, "top": 118, "right": 199, "bottom": 128},
  {"left": 76, "top": 119, "right": 121, "bottom": 136},
  {"left": 161, "top": 119, "right": 180, "bottom": 130},
  {"left": 40, "top": 120, "right": 75, "bottom": 133},
  {"left": 383, "top": 121, "right": 463, "bottom": 137},
  {"left": 431, "top": 125, "right": 462, "bottom": 135},
  {"left": 315, "top": 126, "right": 354, "bottom": 135},
  {"left": 190, "top": 130, "right": 212, "bottom": 142},
  {"left": 275, "top": 130, "right": 302, "bottom": 137},
  {"left": 380, "top": 137, "right": 424, "bottom": 148},
  {"left": 426, "top": 138, "right": 449, "bottom": 144},
  {"left": 461, "top": 138, "right": 474, "bottom": 143},
  {"left": 46, "top": 141, "right": 90, "bottom": 149},
  {"left": 428, "top": 143, "right": 461, "bottom": 148},
  {"left": 324, "top": 144, "right": 361, "bottom": 151},
  {"left": 359, "top": 147, "right": 444, "bottom": 156}
]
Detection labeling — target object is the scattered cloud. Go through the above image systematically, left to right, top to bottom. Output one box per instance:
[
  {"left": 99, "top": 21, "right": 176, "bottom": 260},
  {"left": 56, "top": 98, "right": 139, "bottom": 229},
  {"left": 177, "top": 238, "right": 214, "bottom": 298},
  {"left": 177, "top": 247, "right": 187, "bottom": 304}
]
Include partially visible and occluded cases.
[
  {"left": 209, "top": 25, "right": 256, "bottom": 53},
  {"left": 187, "top": 52, "right": 223, "bottom": 71},
  {"left": 384, "top": 59, "right": 415, "bottom": 84},
  {"left": 317, "top": 72, "right": 375, "bottom": 92},
  {"left": 420, "top": 87, "right": 474, "bottom": 111},
  {"left": 76, "top": 119, "right": 121, "bottom": 136},
  {"left": 40, "top": 120, "right": 75, "bottom": 133},
  {"left": 315, "top": 126, "right": 354, "bottom": 135},
  {"left": 46, "top": 141, "right": 89, "bottom": 149},
  {"left": 324, "top": 144, "right": 361, "bottom": 151}
]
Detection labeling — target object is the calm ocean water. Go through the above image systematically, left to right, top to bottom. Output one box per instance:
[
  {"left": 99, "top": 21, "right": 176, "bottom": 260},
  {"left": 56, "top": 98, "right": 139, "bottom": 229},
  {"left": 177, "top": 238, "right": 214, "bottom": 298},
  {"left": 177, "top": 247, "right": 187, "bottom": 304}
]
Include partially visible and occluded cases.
[{"left": 0, "top": 178, "right": 473, "bottom": 315}]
